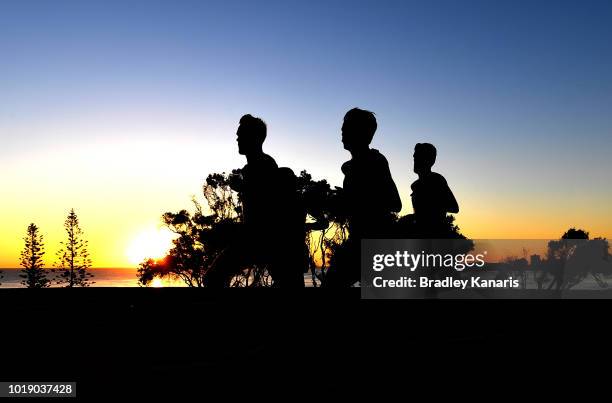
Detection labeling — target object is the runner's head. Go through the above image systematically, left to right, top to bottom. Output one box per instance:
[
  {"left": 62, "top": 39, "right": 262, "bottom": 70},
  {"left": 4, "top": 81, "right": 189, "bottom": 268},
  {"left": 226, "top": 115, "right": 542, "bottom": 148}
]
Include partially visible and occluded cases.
[
  {"left": 341, "top": 108, "right": 377, "bottom": 152},
  {"left": 237, "top": 114, "right": 267, "bottom": 155},
  {"left": 414, "top": 143, "right": 436, "bottom": 174}
]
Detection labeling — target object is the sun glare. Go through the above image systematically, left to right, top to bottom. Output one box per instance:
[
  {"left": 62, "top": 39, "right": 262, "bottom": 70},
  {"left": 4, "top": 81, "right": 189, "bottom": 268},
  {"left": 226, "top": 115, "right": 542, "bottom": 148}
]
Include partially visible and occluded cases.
[{"left": 126, "top": 228, "right": 176, "bottom": 265}]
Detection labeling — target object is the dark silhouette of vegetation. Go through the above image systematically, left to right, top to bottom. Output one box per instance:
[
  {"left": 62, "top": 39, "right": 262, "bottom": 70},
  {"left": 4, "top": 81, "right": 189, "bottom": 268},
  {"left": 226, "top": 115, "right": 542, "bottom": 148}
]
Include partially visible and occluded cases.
[
  {"left": 136, "top": 165, "right": 475, "bottom": 289},
  {"left": 137, "top": 169, "right": 344, "bottom": 287},
  {"left": 136, "top": 170, "right": 249, "bottom": 287},
  {"left": 136, "top": 170, "right": 247, "bottom": 287},
  {"left": 297, "top": 170, "right": 347, "bottom": 286},
  {"left": 53, "top": 209, "right": 94, "bottom": 287},
  {"left": 19, "top": 223, "right": 50, "bottom": 288},
  {"left": 479, "top": 228, "right": 611, "bottom": 291},
  {"left": 532, "top": 228, "right": 610, "bottom": 290},
  {"left": 561, "top": 228, "right": 590, "bottom": 240},
  {"left": 495, "top": 249, "right": 530, "bottom": 288}
]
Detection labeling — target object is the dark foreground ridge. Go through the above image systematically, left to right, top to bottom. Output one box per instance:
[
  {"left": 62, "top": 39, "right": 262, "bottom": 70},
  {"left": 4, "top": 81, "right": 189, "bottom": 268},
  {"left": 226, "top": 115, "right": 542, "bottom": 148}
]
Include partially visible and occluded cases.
[{"left": 2, "top": 288, "right": 611, "bottom": 398}]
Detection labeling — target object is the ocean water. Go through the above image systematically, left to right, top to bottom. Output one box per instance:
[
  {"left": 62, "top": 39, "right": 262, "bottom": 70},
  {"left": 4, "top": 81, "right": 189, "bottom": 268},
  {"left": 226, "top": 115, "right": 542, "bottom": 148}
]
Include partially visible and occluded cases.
[
  {"left": 0, "top": 268, "right": 318, "bottom": 288},
  {"left": 0, "top": 268, "right": 607, "bottom": 289},
  {"left": 0, "top": 268, "right": 160, "bottom": 288}
]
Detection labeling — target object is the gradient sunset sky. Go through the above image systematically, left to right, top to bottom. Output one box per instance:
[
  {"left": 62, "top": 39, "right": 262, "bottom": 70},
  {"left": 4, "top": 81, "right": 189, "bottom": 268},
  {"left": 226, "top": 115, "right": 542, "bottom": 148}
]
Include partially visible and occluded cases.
[{"left": 1, "top": 0, "right": 611, "bottom": 268}]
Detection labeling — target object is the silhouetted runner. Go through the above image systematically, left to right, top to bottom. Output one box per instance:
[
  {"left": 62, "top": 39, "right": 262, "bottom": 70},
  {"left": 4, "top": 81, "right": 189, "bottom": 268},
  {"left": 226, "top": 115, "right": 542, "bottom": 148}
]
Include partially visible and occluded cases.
[
  {"left": 323, "top": 108, "right": 402, "bottom": 288},
  {"left": 205, "top": 114, "right": 306, "bottom": 288},
  {"left": 410, "top": 143, "right": 459, "bottom": 238}
]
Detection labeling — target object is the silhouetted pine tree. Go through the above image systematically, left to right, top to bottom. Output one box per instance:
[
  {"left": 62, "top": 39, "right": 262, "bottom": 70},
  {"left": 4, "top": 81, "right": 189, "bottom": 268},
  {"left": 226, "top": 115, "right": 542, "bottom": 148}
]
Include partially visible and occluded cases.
[
  {"left": 54, "top": 209, "right": 94, "bottom": 287},
  {"left": 19, "top": 223, "right": 50, "bottom": 288}
]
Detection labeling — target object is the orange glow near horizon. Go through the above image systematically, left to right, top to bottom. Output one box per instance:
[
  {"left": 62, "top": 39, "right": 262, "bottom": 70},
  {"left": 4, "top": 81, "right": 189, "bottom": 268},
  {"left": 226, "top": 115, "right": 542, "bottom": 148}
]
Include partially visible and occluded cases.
[
  {"left": 0, "top": 137, "right": 237, "bottom": 269},
  {"left": 1, "top": 139, "right": 611, "bottom": 269}
]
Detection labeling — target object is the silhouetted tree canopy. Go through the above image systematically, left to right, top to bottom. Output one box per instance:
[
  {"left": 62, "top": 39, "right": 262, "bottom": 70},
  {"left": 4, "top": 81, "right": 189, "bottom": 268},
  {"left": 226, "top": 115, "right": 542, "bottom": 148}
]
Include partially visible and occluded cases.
[
  {"left": 137, "top": 168, "right": 474, "bottom": 287},
  {"left": 138, "top": 169, "right": 348, "bottom": 287},
  {"left": 138, "top": 171, "right": 247, "bottom": 287},
  {"left": 54, "top": 209, "right": 94, "bottom": 287},
  {"left": 19, "top": 223, "right": 50, "bottom": 288},
  {"left": 540, "top": 228, "right": 610, "bottom": 290},
  {"left": 562, "top": 228, "right": 590, "bottom": 240}
]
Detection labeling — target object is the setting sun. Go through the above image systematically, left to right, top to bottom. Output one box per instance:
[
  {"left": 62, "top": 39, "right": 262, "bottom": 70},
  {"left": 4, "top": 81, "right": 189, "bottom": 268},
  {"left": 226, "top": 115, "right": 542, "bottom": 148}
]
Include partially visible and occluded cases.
[{"left": 126, "top": 228, "right": 177, "bottom": 265}]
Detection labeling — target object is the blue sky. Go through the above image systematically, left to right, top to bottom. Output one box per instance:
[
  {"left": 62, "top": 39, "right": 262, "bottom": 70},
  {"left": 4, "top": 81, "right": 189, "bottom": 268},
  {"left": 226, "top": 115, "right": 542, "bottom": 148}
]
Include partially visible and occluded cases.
[{"left": 1, "top": 0, "right": 611, "bottom": 266}]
